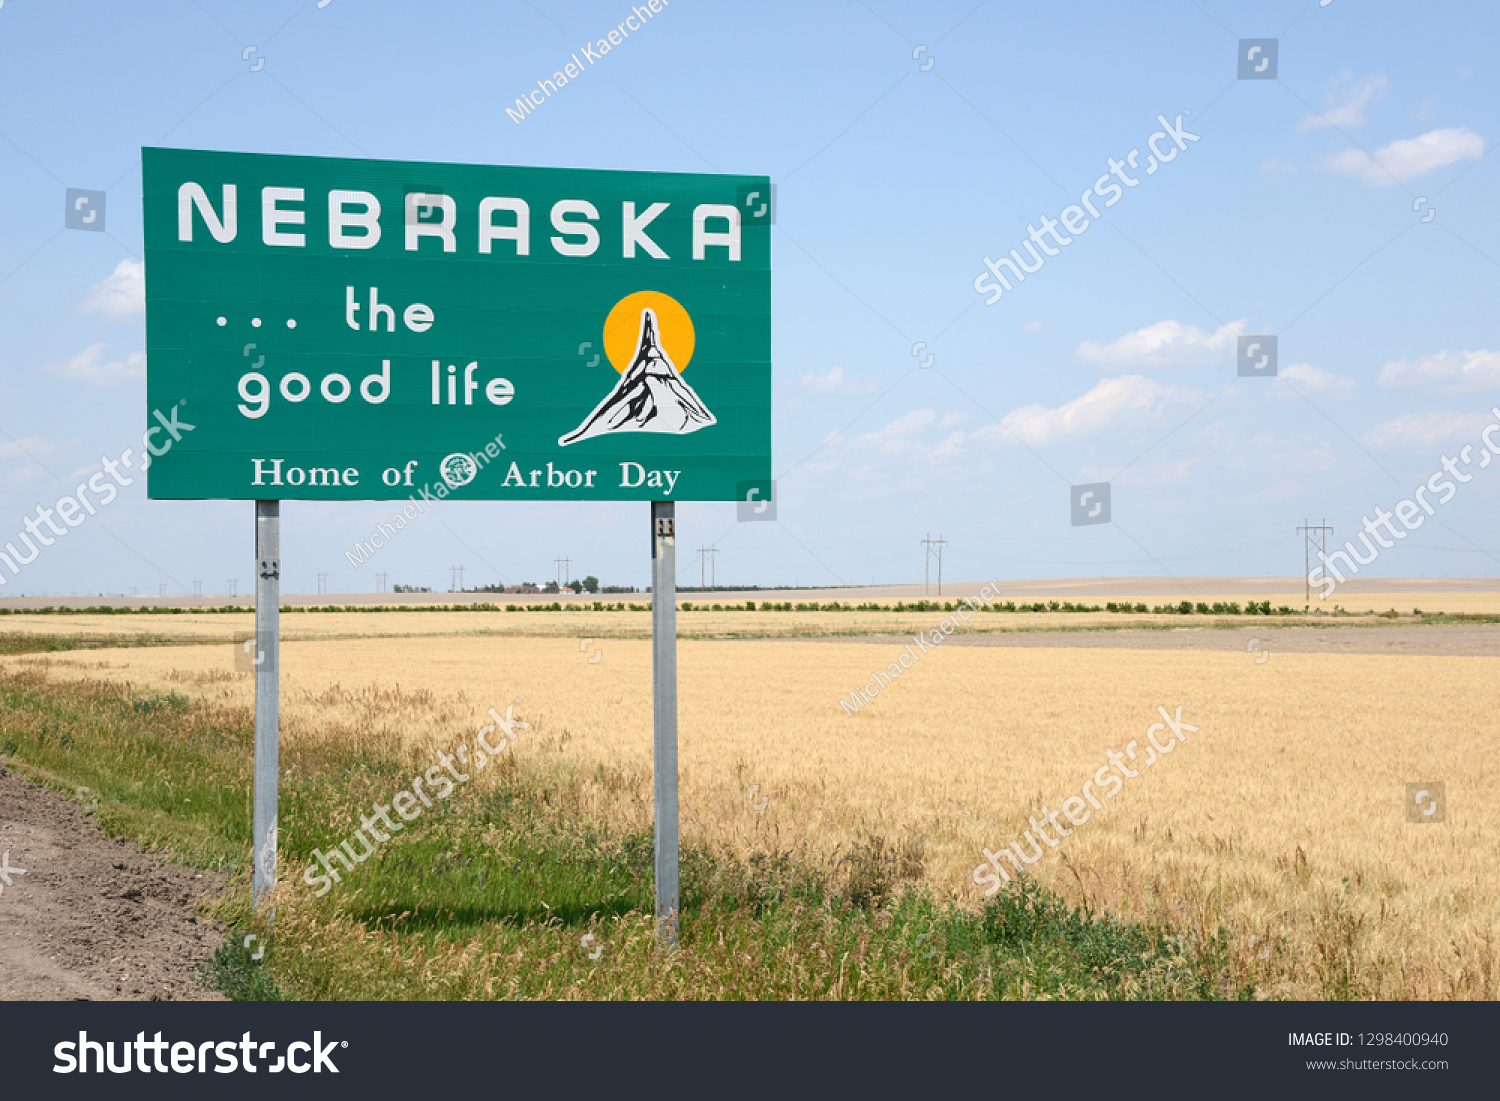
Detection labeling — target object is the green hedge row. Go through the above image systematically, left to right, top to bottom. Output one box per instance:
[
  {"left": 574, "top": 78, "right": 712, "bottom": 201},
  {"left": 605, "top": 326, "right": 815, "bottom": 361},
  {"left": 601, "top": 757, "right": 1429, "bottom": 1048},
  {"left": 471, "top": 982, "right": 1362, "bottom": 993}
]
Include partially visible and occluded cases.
[
  {"left": 0, "top": 599, "right": 1312, "bottom": 617},
  {"left": 1128, "top": 600, "right": 1298, "bottom": 616}
]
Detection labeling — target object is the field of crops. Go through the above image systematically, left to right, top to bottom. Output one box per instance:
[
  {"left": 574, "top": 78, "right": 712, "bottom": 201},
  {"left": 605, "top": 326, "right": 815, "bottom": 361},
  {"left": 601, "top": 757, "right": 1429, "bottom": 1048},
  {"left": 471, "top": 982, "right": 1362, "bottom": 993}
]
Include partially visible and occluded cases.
[
  {"left": 1, "top": 586, "right": 1497, "bottom": 647},
  {"left": 3, "top": 602, "right": 1496, "bottom": 999}
]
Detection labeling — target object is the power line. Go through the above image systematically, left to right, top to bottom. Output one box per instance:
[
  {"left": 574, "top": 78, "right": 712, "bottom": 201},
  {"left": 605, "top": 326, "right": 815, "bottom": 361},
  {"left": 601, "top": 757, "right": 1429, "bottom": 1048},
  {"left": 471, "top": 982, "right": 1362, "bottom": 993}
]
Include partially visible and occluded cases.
[
  {"left": 1297, "top": 518, "right": 1334, "bottom": 602},
  {"left": 921, "top": 533, "right": 947, "bottom": 596}
]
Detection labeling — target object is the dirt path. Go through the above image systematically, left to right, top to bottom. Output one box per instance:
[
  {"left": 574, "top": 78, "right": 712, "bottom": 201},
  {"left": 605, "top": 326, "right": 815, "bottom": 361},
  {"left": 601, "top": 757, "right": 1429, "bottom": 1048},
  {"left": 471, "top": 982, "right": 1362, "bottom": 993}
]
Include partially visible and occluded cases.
[
  {"left": 795, "top": 623, "right": 1500, "bottom": 657},
  {"left": 0, "top": 766, "right": 226, "bottom": 1000}
]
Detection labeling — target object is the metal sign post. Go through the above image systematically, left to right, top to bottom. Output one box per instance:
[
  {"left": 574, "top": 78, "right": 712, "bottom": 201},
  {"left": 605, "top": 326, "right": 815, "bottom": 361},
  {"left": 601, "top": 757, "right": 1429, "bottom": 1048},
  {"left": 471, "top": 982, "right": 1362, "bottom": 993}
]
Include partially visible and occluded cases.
[
  {"left": 141, "top": 147, "right": 771, "bottom": 937},
  {"left": 252, "top": 500, "right": 280, "bottom": 910},
  {"left": 651, "top": 501, "right": 678, "bottom": 944}
]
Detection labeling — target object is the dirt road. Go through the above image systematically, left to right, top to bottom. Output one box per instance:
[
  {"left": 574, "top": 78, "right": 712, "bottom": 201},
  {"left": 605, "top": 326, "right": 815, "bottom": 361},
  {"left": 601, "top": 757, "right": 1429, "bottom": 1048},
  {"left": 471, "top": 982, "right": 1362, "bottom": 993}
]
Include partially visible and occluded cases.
[
  {"left": 812, "top": 622, "right": 1500, "bottom": 657},
  {"left": 0, "top": 766, "right": 225, "bottom": 1001}
]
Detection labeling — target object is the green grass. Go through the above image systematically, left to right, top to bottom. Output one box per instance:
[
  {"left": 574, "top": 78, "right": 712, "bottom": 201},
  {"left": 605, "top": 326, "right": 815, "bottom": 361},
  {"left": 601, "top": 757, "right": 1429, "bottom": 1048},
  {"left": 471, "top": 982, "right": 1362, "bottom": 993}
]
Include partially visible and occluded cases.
[
  {"left": 0, "top": 632, "right": 222, "bottom": 656},
  {"left": 0, "top": 664, "right": 1250, "bottom": 1001},
  {"left": 0, "top": 676, "right": 251, "bottom": 865},
  {"left": 198, "top": 938, "right": 290, "bottom": 1001}
]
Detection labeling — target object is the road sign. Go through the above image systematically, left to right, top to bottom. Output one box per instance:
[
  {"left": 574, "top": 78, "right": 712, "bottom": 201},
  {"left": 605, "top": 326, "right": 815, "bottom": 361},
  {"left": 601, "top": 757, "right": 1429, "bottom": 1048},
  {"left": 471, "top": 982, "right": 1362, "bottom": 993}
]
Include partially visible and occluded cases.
[{"left": 142, "top": 147, "right": 771, "bottom": 502}]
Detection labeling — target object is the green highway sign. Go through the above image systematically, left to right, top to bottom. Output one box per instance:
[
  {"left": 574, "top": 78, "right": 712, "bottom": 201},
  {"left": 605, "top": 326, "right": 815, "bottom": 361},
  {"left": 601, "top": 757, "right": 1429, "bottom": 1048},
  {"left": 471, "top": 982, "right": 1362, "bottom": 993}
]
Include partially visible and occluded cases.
[{"left": 142, "top": 147, "right": 771, "bottom": 501}]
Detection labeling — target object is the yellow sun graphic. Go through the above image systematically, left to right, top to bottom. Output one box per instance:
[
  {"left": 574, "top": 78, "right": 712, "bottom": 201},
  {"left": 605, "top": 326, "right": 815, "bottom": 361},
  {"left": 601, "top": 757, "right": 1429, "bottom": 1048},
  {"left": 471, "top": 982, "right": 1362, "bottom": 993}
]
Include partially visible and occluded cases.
[{"left": 602, "top": 291, "right": 695, "bottom": 374}]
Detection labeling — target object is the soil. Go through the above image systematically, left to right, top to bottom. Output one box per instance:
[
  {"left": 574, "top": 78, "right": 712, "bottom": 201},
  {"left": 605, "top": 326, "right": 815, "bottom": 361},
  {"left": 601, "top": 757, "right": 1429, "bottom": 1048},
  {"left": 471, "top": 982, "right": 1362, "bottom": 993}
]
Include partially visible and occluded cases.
[
  {"left": 807, "top": 622, "right": 1500, "bottom": 657},
  {"left": 0, "top": 765, "right": 227, "bottom": 1000}
]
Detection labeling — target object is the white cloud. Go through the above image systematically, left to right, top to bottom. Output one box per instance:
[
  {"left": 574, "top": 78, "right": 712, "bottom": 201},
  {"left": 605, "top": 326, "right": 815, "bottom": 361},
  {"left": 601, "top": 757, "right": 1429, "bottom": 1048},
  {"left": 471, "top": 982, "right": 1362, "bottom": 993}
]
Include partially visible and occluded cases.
[
  {"left": 1299, "top": 71, "right": 1389, "bottom": 131},
  {"left": 1324, "top": 127, "right": 1484, "bottom": 185},
  {"left": 1259, "top": 156, "right": 1297, "bottom": 174},
  {"left": 79, "top": 258, "right": 145, "bottom": 319},
  {"left": 1019, "top": 319, "right": 1048, "bottom": 334},
  {"left": 1074, "top": 319, "right": 1245, "bottom": 370},
  {"left": 48, "top": 342, "right": 146, "bottom": 387},
  {"left": 1378, "top": 349, "right": 1500, "bottom": 393},
  {"left": 1278, "top": 363, "right": 1355, "bottom": 399},
  {"left": 798, "top": 366, "right": 878, "bottom": 395},
  {"left": 800, "top": 367, "right": 844, "bottom": 393},
  {"left": 997, "top": 375, "right": 1195, "bottom": 446},
  {"left": 780, "top": 406, "right": 1001, "bottom": 503},
  {"left": 845, "top": 409, "right": 938, "bottom": 452},
  {"left": 797, "top": 410, "right": 948, "bottom": 480},
  {"left": 835, "top": 410, "right": 977, "bottom": 458},
  {"left": 1364, "top": 411, "right": 1489, "bottom": 450},
  {"left": 931, "top": 430, "right": 966, "bottom": 458},
  {"left": 0, "top": 436, "right": 53, "bottom": 487},
  {"left": 0, "top": 437, "right": 50, "bottom": 463},
  {"left": 1111, "top": 456, "right": 1200, "bottom": 486}
]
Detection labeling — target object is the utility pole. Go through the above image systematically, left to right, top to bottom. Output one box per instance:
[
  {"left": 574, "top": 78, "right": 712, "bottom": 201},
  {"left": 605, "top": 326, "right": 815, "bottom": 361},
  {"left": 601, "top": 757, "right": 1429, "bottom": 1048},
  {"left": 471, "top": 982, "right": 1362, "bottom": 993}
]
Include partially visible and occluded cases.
[
  {"left": 1297, "top": 518, "right": 1335, "bottom": 602},
  {"left": 921, "top": 534, "right": 947, "bottom": 596},
  {"left": 697, "top": 545, "right": 718, "bottom": 591},
  {"left": 554, "top": 556, "right": 570, "bottom": 590},
  {"left": 449, "top": 565, "right": 466, "bottom": 592},
  {"left": 375, "top": 571, "right": 387, "bottom": 594},
  {"left": 316, "top": 572, "right": 328, "bottom": 595},
  {"left": 228, "top": 579, "right": 237, "bottom": 599},
  {"left": 159, "top": 583, "right": 167, "bottom": 597}
]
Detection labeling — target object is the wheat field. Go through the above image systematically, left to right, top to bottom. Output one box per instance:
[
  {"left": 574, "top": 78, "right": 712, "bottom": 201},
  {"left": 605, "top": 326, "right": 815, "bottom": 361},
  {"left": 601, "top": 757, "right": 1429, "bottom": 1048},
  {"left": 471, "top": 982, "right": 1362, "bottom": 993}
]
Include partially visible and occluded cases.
[
  {"left": 3, "top": 584, "right": 1498, "bottom": 647},
  {"left": 4, "top": 607, "right": 1496, "bottom": 999}
]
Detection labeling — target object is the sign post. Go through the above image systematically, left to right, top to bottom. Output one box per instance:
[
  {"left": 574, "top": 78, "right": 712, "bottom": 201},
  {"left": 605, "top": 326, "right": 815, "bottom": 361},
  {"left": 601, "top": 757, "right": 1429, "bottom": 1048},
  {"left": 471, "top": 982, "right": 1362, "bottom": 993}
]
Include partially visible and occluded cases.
[
  {"left": 142, "top": 147, "right": 771, "bottom": 933},
  {"left": 252, "top": 500, "right": 279, "bottom": 910},
  {"left": 651, "top": 501, "right": 678, "bottom": 943}
]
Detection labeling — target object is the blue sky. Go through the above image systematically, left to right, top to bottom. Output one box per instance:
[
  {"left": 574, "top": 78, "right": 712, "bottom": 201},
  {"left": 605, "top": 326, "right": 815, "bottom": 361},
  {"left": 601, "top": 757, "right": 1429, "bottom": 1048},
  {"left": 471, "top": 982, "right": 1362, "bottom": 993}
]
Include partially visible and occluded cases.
[{"left": 2, "top": 0, "right": 1498, "bottom": 596}]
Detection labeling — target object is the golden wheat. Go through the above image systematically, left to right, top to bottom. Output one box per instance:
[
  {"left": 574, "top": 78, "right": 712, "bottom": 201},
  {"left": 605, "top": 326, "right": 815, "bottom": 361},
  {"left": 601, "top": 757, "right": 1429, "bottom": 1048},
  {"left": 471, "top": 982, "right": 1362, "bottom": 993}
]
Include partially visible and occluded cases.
[
  {"left": 2, "top": 585, "right": 1496, "bottom": 648},
  {"left": 6, "top": 616, "right": 1496, "bottom": 999}
]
